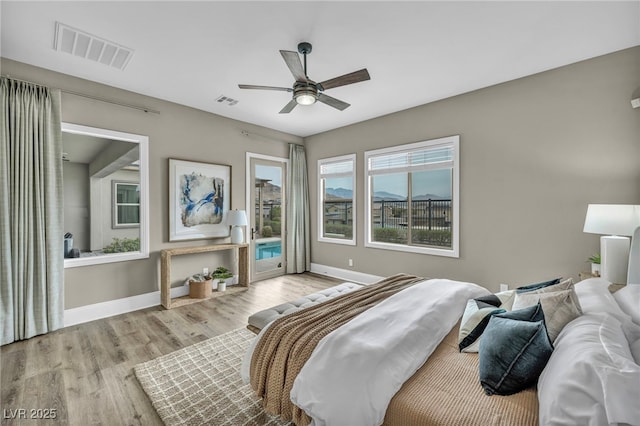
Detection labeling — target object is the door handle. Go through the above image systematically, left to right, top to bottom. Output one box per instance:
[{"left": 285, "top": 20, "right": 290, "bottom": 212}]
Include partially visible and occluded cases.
[{"left": 251, "top": 227, "right": 256, "bottom": 240}]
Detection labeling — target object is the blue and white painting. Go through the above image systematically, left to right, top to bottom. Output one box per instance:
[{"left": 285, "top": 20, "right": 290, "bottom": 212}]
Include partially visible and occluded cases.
[
  {"left": 169, "top": 159, "right": 231, "bottom": 241},
  {"left": 180, "top": 172, "right": 224, "bottom": 226}
]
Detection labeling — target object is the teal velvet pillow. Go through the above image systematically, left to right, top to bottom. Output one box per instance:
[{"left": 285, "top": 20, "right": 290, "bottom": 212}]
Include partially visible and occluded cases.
[
  {"left": 516, "top": 277, "right": 561, "bottom": 293},
  {"left": 495, "top": 301, "right": 545, "bottom": 323},
  {"left": 479, "top": 312, "right": 553, "bottom": 396}
]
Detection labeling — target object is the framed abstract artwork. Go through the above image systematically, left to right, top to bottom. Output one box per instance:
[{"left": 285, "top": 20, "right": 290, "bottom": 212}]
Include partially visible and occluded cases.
[{"left": 169, "top": 159, "right": 231, "bottom": 241}]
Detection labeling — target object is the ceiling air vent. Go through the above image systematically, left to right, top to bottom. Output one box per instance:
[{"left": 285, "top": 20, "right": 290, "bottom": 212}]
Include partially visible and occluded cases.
[
  {"left": 54, "top": 22, "right": 134, "bottom": 70},
  {"left": 216, "top": 95, "right": 239, "bottom": 106}
]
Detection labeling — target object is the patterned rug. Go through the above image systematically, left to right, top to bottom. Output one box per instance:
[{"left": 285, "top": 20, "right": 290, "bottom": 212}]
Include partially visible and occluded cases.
[{"left": 134, "top": 328, "right": 291, "bottom": 426}]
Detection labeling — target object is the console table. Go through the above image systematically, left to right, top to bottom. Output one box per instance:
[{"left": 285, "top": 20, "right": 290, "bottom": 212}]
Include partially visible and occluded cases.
[{"left": 160, "top": 243, "right": 249, "bottom": 309}]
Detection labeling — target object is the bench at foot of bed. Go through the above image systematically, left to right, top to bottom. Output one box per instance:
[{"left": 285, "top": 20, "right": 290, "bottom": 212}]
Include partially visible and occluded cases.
[{"left": 247, "top": 282, "right": 364, "bottom": 333}]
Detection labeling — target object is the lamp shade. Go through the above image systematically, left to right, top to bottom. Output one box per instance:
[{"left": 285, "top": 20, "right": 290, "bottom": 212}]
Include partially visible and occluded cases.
[
  {"left": 583, "top": 204, "right": 640, "bottom": 236},
  {"left": 226, "top": 210, "right": 248, "bottom": 227}
]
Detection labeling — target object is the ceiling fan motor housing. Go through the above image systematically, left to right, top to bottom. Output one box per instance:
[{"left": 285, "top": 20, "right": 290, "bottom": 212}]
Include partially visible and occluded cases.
[{"left": 297, "top": 42, "right": 312, "bottom": 55}]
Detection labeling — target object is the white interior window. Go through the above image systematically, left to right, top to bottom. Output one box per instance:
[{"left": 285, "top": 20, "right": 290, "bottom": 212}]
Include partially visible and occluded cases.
[
  {"left": 364, "top": 136, "right": 459, "bottom": 257},
  {"left": 318, "top": 154, "right": 356, "bottom": 245},
  {"left": 112, "top": 181, "right": 140, "bottom": 228}
]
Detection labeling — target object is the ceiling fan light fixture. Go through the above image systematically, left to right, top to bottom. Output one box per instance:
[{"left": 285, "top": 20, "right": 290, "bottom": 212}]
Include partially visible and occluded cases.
[{"left": 295, "top": 91, "right": 317, "bottom": 105}]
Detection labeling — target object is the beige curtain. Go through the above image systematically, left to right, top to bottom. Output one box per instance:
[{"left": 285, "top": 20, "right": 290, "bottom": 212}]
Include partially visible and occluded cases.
[
  {"left": 0, "top": 77, "right": 64, "bottom": 345},
  {"left": 286, "top": 143, "right": 310, "bottom": 273}
]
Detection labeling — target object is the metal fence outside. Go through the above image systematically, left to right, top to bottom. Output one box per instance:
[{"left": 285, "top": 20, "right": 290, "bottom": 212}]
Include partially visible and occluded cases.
[{"left": 375, "top": 199, "right": 451, "bottom": 230}]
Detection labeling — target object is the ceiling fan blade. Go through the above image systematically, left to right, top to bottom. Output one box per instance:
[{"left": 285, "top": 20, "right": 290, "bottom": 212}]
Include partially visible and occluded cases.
[
  {"left": 280, "top": 50, "right": 306, "bottom": 81},
  {"left": 318, "top": 68, "right": 370, "bottom": 91},
  {"left": 238, "top": 84, "right": 292, "bottom": 92},
  {"left": 317, "top": 93, "right": 350, "bottom": 111},
  {"left": 279, "top": 99, "right": 298, "bottom": 114}
]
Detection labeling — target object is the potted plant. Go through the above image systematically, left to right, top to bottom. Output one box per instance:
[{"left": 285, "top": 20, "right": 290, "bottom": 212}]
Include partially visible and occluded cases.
[
  {"left": 587, "top": 254, "right": 601, "bottom": 276},
  {"left": 213, "top": 266, "right": 233, "bottom": 291},
  {"left": 188, "top": 272, "right": 213, "bottom": 298}
]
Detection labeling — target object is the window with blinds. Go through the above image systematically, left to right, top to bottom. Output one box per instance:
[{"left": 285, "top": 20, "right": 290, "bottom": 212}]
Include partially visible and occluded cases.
[
  {"left": 364, "top": 136, "right": 459, "bottom": 257},
  {"left": 318, "top": 154, "right": 356, "bottom": 245}
]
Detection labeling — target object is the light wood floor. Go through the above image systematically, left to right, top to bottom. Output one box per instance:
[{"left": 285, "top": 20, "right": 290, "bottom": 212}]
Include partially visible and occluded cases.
[{"left": 1, "top": 272, "right": 340, "bottom": 425}]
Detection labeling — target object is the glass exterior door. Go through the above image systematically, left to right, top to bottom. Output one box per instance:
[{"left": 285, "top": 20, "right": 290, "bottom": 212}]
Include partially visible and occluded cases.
[{"left": 249, "top": 156, "right": 286, "bottom": 281}]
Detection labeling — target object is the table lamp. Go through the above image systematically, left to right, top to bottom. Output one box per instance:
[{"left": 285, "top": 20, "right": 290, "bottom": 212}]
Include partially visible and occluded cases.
[
  {"left": 583, "top": 204, "right": 640, "bottom": 284},
  {"left": 226, "top": 210, "right": 248, "bottom": 244}
]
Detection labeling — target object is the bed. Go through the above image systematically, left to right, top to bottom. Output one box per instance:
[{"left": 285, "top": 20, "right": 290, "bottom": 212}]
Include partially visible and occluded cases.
[{"left": 242, "top": 273, "right": 640, "bottom": 426}]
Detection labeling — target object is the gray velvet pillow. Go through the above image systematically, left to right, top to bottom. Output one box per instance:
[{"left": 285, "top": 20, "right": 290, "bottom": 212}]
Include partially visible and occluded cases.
[
  {"left": 526, "top": 277, "right": 575, "bottom": 295},
  {"left": 512, "top": 289, "right": 582, "bottom": 342},
  {"left": 479, "top": 315, "right": 553, "bottom": 396}
]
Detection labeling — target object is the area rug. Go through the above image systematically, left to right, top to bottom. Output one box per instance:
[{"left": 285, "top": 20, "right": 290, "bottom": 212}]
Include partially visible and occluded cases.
[{"left": 134, "top": 328, "right": 291, "bottom": 426}]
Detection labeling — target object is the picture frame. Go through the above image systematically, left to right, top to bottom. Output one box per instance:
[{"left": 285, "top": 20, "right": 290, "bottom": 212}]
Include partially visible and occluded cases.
[{"left": 169, "top": 159, "right": 231, "bottom": 241}]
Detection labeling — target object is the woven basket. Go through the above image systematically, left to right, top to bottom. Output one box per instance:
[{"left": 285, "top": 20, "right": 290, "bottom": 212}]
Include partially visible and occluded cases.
[{"left": 189, "top": 279, "right": 213, "bottom": 298}]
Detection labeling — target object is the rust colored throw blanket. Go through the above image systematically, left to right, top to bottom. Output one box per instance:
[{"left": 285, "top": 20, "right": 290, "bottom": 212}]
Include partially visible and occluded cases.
[
  {"left": 250, "top": 273, "right": 425, "bottom": 424},
  {"left": 383, "top": 321, "right": 538, "bottom": 426}
]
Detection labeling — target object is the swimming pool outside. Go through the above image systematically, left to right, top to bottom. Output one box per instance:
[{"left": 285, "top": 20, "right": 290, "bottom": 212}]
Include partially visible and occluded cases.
[{"left": 256, "top": 239, "right": 282, "bottom": 260}]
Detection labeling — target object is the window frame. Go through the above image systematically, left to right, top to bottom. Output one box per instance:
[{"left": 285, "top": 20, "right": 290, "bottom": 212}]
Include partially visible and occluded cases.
[
  {"left": 364, "top": 135, "right": 460, "bottom": 258},
  {"left": 317, "top": 153, "right": 356, "bottom": 246},
  {"left": 112, "top": 180, "right": 140, "bottom": 229}
]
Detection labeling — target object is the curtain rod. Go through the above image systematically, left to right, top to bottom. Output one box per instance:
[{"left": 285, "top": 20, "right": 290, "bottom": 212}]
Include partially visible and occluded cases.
[
  {"left": 1, "top": 74, "right": 160, "bottom": 115},
  {"left": 240, "top": 129, "right": 304, "bottom": 145}
]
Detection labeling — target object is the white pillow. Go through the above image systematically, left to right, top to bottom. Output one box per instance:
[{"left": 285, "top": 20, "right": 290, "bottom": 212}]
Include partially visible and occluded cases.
[
  {"left": 575, "top": 278, "right": 633, "bottom": 325},
  {"left": 576, "top": 279, "right": 640, "bottom": 350},
  {"left": 613, "top": 285, "right": 640, "bottom": 326},
  {"left": 496, "top": 289, "right": 516, "bottom": 311},
  {"left": 538, "top": 314, "right": 640, "bottom": 426},
  {"left": 631, "top": 338, "right": 640, "bottom": 365}
]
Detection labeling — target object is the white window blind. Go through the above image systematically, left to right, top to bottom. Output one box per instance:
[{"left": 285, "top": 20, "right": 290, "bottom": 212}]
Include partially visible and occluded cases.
[
  {"left": 368, "top": 144, "right": 453, "bottom": 174},
  {"left": 320, "top": 158, "right": 354, "bottom": 176}
]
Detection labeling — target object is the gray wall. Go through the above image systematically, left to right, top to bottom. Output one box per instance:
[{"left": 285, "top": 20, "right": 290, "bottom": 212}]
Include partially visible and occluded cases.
[
  {"left": 3, "top": 46, "right": 639, "bottom": 308},
  {"left": 305, "top": 47, "right": 640, "bottom": 292},
  {"left": 1, "top": 58, "right": 302, "bottom": 309},
  {"left": 62, "top": 162, "right": 90, "bottom": 251}
]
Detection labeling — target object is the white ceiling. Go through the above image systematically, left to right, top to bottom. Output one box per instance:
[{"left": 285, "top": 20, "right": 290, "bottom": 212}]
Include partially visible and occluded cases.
[
  {"left": 2, "top": 1, "right": 639, "bottom": 137},
  {"left": 62, "top": 133, "right": 112, "bottom": 164}
]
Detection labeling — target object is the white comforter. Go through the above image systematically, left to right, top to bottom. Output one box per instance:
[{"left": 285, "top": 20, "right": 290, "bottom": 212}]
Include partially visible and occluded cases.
[{"left": 285, "top": 278, "right": 490, "bottom": 426}]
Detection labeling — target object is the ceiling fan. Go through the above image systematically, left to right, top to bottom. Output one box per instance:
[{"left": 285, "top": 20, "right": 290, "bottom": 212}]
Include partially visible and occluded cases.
[{"left": 238, "top": 42, "right": 370, "bottom": 114}]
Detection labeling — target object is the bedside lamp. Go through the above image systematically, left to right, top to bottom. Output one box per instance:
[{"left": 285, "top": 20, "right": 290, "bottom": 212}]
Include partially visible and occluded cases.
[
  {"left": 583, "top": 204, "right": 640, "bottom": 284},
  {"left": 226, "top": 210, "right": 248, "bottom": 244}
]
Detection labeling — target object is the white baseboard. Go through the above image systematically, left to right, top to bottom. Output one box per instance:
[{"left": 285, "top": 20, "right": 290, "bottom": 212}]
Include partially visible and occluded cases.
[
  {"left": 310, "top": 263, "right": 383, "bottom": 285},
  {"left": 64, "top": 266, "right": 382, "bottom": 327},
  {"left": 64, "top": 285, "right": 189, "bottom": 327}
]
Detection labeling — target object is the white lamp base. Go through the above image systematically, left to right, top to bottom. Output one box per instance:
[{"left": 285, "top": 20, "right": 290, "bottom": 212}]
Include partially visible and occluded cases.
[
  {"left": 230, "top": 226, "right": 244, "bottom": 244},
  {"left": 601, "top": 235, "right": 630, "bottom": 284}
]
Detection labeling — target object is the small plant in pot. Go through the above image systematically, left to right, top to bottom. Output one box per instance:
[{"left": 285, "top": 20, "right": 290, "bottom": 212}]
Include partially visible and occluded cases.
[
  {"left": 587, "top": 254, "right": 601, "bottom": 276},
  {"left": 213, "top": 266, "right": 233, "bottom": 291},
  {"left": 188, "top": 272, "right": 213, "bottom": 298}
]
